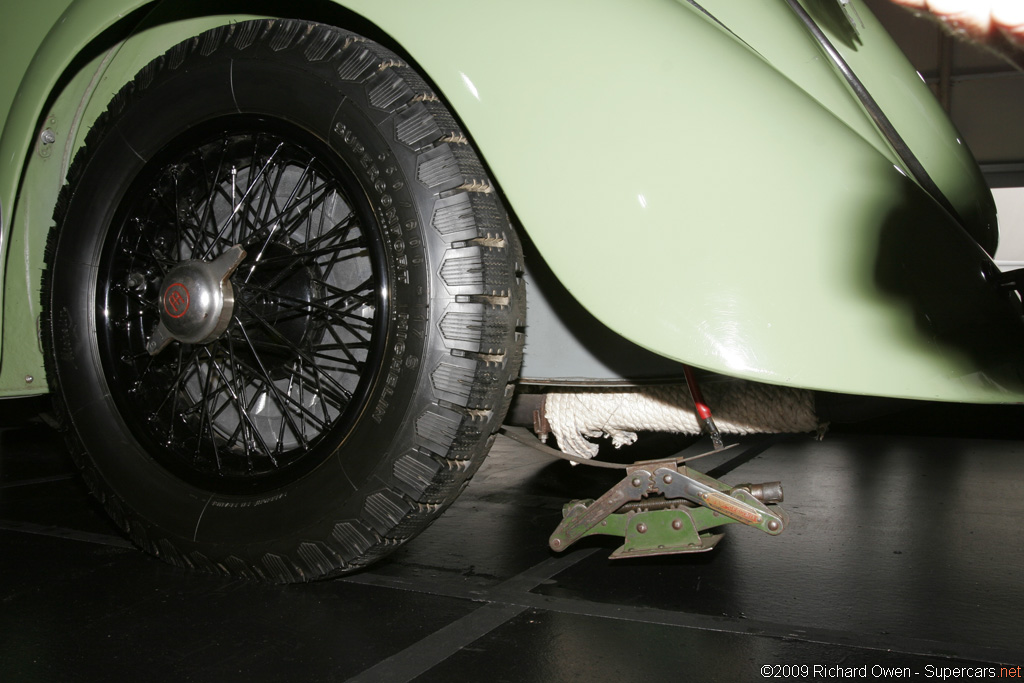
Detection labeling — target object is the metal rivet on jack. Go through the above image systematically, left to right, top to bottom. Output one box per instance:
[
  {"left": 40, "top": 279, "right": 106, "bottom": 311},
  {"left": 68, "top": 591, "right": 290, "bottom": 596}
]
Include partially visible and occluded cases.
[
  {"left": 24, "top": 375, "right": 34, "bottom": 384},
  {"left": 662, "top": 473, "right": 673, "bottom": 484},
  {"left": 631, "top": 477, "right": 642, "bottom": 488},
  {"left": 671, "top": 519, "right": 683, "bottom": 530},
  {"left": 768, "top": 520, "right": 780, "bottom": 532},
  {"left": 636, "top": 522, "right": 648, "bottom": 534}
]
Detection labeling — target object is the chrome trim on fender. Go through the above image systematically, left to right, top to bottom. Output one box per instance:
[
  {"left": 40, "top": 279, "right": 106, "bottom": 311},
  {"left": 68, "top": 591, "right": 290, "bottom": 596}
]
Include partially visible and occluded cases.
[{"left": 782, "top": 0, "right": 961, "bottom": 223}]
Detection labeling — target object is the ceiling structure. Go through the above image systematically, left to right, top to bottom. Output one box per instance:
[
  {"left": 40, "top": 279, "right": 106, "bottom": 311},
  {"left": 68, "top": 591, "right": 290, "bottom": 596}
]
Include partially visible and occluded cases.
[{"left": 865, "top": 0, "right": 1024, "bottom": 173}]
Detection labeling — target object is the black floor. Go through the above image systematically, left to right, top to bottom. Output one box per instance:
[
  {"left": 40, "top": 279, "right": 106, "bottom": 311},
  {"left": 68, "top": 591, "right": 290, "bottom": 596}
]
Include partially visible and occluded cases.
[{"left": 2, "top": 403, "right": 1023, "bottom": 681}]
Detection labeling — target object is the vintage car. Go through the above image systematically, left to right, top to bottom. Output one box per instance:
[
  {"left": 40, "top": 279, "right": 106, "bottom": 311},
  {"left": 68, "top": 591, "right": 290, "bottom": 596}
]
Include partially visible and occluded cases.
[{"left": 1, "top": 0, "right": 1022, "bottom": 581}]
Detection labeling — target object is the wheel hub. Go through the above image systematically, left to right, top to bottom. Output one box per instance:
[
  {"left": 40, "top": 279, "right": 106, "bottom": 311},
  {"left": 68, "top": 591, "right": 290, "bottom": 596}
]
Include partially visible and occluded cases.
[
  {"left": 235, "top": 241, "right": 320, "bottom": 358},
  {"left": 147, "top": 245, "right": 246, "bottom": 354}
]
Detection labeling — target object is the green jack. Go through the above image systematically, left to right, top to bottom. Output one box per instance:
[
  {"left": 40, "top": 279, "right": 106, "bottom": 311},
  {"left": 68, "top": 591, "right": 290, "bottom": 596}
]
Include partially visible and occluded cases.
[{"left": 550, "top": 461, "right": 787, "bottom": 558}]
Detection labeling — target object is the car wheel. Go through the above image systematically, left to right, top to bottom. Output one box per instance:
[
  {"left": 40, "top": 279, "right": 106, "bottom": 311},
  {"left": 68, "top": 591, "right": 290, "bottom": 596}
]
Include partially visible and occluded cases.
[{"left": 41, "top": 20, "right": 524, "bottom": 581}]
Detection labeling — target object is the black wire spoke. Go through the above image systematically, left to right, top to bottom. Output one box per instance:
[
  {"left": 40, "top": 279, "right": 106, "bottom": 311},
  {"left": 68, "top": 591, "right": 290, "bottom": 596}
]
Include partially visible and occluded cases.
[
  {"left": 235, "top": 136, "right": 277, "bottom": 246},
  {"left": 256, "top": 136, "right": 289, "bottom": 221},
  {"left": 193, "top": 139, "right": 231, "bottom": 259},
  {"left": 199, "top": 141, "right": 284, "bottom": 261},
  {"left": 234, "top": 147, "right": 300, "bottom": 268},
  {"left": 244, "top": 156, "right": 289, "bottom": 250},
  {"left": 263, "top": 158, "right": 314, "bottom": 231},
  {"left": 240, "top": 160, "right": 331, "bottom": 246},
  {"left": 228, "top": 166, "right": 243, "bottom": 247},
  {"left": 231, "top": 168, "right": 274, "bottom": 249},
  {"left": 293, "top": 170, "right": 323, "bottom": 249},
  {"left": 148, "top": 171, "right": 202, "bottom": 262},
  {"left": 150, "top": 172, "right": 181, "bottom": 225},
  {"left": 172, "top": 175, "right": 202, "bottom": 261},
  {"left": 272, "top": 179, "right": 333, "bottom": 243},
  {"left": 202, "top": 181, "right": 251, "bottom": 252},
  {"left": 226, "top": 187, "right": 268, "bottom": 249},
  {"left": 182, "top": 200, "right": 211, "bottom": 255},
  {"left": 304, "top": 206, "right": 360, "bottom": 249},
  {"left": 117, "top": 218, "right": 169, "bottom": 275},
  {"left": 310, "top": 221, "right": 368, "bottom": 280},
  {"left": 136, "top": 229, "right": 169, "bottom": 275},
  {"left": 236, "top": 229, "right": 364, "bottom": 295},
  {"left": 250, "top": 236, "right": 365, "bottom": 272},
  {"left": 310, "top": 239, "right": 368, "bottom": 280},
  {"left": 318, "top": 245, "right": 368, "bottom": 284},
  {"left": 244, "top": 252, "right": 306, "bottom": 290},
  {"left": 317, "top": 276, "right": 375, "bottom": 302},
  {"left": 235, "top": 281, "right": 374, "bottom": 333},
  {"left": 233, "top": 287, "right": 373, "bottom": 369},
  {"left": 316, "top": 288, "right": 377, "bottom": 326},
  {"left": 318, "top": 293, "right": 376, "bottom": 324},
  {"left": 234, "top": 297, "right": 356, "bottom": 401},
  {"left": 313, "top": 301, "right": 376, "bottom": 348},
  {"left": 322, "top": 315, "right": 374, "bottom": 351},
  {"left": 315, "top": 319, "right": 371, "bottom": 370},
  {"left": 234, "top": 321, "right": 313, "bottom": 450},
  {"left": 233, "top": 322, "right": 313, "bottom": 452},
  {"left": 320, "top": 324, "right": 371, "bottom": 370},
  {"left": 224, "top": 332, "right": 258, "bottom": 470},
  {"left": 227, "top": 333, "right": 364, "bottom": 370},
  {"left": 229, "top": 334, "right": 364, "bottom": 374},
  {"left": 309, "top": 339, "right": 372, "bottom": 358},
  {"left": 125, "top": 340, "right": 163, "bottom": 390},
  {"left": 203, "top": 340, "right": 281, "bottom": 466},
  {"left": 236, "top": 343, "right": 355, "bottom": 406},
  {"left": 148, "top": 344, "right": 204, "bottom": 426},
  {"left": 168, "top": 344, "right": 186, "bottom": 446},
  {"left": 193, "top": 348, "right": 224, "bottom": 472},
  {"left": 225, "top": 349, "right": 344, "bottom": 428},
  {"left": 277, "top": 350, "right": 353, "bottom": 410},
  {"left": 169, "top": 352, "right": 241, "bottom": 458},
  {"left": 199, "top": 354, "right": 248, "bottom": 439},
  {"left": 193, "top": 355, "right": 240, "bottom": 432},
  {"left": 295, "top": 355, "right": 326, "bottom": 442},
  {"left": 234, "top": 356, "right": 341, "bottom": 433},
  {"left": 282, "top": 362, "right": 351, "bottom": 416},
  {"left": 277, "top": 372, "right": 298, "bottom": 454},
  {"left": 199, "top": 374, "right": 251, "bottom": 454},
  {"left": 220, "top": 377, "right": 278, "bottom": 467},
  {"left": 203, "top": 383, "right": 244, "bottom": 447}
]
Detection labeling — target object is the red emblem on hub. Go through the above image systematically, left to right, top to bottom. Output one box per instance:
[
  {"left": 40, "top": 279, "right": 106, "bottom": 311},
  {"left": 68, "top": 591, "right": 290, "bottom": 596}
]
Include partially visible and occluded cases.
[{"left": 164, "top": 283, "right": 190, "bottom": 318}]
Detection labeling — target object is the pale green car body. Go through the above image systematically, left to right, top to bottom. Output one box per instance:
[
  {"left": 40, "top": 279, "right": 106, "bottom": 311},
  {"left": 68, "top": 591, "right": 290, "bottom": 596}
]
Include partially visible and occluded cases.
[{"left": 1, "top": 0, "right": 1021, "bottom": 402}]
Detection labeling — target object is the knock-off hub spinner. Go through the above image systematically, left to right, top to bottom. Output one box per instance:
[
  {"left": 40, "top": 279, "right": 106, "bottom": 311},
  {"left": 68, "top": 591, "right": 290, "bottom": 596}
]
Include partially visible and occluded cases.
[{"left": 146, "top": 245, "right": 247, "bottom": 355}]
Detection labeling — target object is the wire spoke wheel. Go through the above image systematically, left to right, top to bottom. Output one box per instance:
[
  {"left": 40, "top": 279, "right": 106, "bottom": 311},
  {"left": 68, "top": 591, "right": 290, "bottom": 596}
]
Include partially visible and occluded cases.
[
  {"left": 42, "top": 20, "right": 524, "bottom": 582},
  {"left": 100, "top": 127, "right": 386, "bottom": 491}
]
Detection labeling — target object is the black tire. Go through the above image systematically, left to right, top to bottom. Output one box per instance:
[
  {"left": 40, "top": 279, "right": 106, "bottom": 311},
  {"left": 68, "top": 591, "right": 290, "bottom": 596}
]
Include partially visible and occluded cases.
[{"left": 41, "top": 20, "right": 525, "bottom": 582}]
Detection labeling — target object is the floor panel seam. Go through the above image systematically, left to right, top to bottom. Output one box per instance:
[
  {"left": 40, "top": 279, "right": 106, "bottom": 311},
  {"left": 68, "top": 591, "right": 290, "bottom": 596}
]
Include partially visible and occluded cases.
[
  {"left": 342, "top": 549, "right": 598, "bottom": 682},
  {"left": 343, "top": 560, "right": 1022, "bottom": 666}
]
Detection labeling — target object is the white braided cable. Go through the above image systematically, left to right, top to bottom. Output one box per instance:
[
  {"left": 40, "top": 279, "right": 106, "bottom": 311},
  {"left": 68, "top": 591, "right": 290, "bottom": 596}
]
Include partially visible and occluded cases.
[{"left": 542, "top": 382, "right": 818, "bottom": 459}]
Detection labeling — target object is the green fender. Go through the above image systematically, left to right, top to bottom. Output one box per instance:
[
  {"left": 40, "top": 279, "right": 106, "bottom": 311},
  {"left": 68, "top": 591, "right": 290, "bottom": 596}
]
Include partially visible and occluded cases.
[{"left": 1, "top": 0, "right": 1021, "bottom": 402}]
